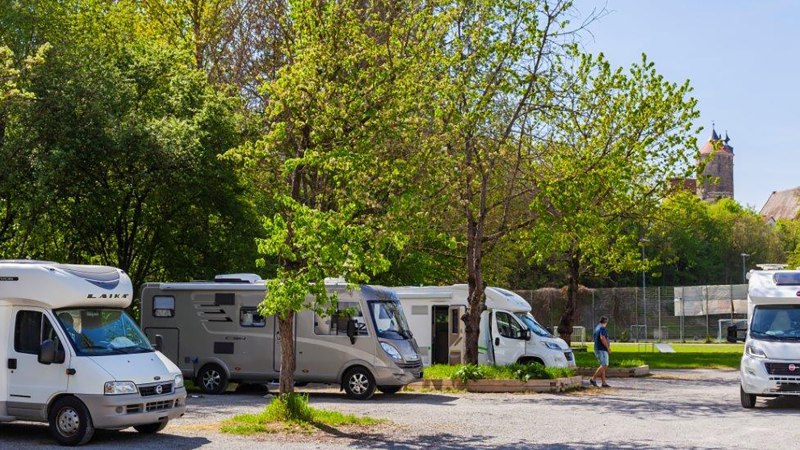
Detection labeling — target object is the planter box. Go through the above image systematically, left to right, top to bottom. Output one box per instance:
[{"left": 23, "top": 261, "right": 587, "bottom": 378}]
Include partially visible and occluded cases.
[
  {"left": 576, "top": 365, "right": 649, "bottom": 378},
  {"left": 405, "top": 375, "right": 582, "bottom": 393}
]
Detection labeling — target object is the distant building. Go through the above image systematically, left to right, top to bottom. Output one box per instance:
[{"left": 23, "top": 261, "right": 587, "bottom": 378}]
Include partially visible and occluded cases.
[
  {"left": 670, "top": 125, "right": 735, "bottom": 201},
  {"left": 696, "top": 127, "right": 734, "bottom": 201},
  {"left": 760, "top": 187, "right": 800, "bottom": 224}
]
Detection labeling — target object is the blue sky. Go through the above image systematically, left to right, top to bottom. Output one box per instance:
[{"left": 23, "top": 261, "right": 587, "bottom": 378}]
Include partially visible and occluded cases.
[{"left": 573, "top": 0, "right": 799, "bottom": 209}]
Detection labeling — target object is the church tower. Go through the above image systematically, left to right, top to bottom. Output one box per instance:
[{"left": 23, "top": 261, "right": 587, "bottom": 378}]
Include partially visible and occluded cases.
[{"left": 697, "top": 125, "right": 734, "bottom": 201}]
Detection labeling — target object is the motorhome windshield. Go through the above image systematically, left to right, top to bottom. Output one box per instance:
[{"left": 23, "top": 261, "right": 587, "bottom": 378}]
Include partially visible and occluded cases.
[
  {"left": 368, "top": 300, "right": 413, "bottom": 340},
  {"left": 750, "top": 305, "right": 800, "bottom": 341},
  {"left": 56, "top": 308, "right": 154, "bottom": 355},
  {"left": 515, "top": 313, "right": 553, "bottom": 337}
]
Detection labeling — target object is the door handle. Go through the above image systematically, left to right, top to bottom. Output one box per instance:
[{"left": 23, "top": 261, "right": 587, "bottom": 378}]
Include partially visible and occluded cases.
[
  {"left": 494, "top": 337, "right": 500, "bottom": 346},
  {"left": 7, "top": 359, "right": 17, "bottom": 369}
]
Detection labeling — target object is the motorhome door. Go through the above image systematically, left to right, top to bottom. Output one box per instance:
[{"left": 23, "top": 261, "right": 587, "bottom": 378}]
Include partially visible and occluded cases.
[
  {"left": 448, "top": 305, "right": 465, "bottom": 364},
  {"left": 431, "top": 306, "right": 449, "bottom": 365},
  {"left": 7, "top": 308, "right": 69, "bottom": 419},
  {"left": 491, "top": 309, "right": 526, "bottom": 365}
]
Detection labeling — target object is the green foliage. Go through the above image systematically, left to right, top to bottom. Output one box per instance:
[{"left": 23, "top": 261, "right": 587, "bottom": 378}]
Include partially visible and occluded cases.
[
  {"left": 510, "top": 362, "right": 574, "bottom": 381},
  {"left": 452, "top": 364, "right": 486, "bottom": 383},
  {"left": 220, "top": 393, "right": 383, "bottom": 435}
]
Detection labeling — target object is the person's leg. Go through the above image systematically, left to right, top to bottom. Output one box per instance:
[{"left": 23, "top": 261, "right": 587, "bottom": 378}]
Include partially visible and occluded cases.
[
  {"left": 599, "top": 351, "right": 610, "bottom": 386},
  {"left": 591, "top": 365, "right": 602, "bottom": 386}
]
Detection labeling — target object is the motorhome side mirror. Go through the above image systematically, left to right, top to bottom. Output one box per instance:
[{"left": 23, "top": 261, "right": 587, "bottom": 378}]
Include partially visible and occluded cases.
[
  {"left": 346, "top": 319, "right": 357, "bottom": 344},
  {"left": 726, "top": 325, "right": 738, "bottom": 344},
  {"left": 522, "top": 329, "right": 531, "bottom": 341},
  {"left": 154, "top": 334, "right": 164, "bottom": 351},
  {"left": 38, "top": 339, "right": 56, "bottom": 365}
]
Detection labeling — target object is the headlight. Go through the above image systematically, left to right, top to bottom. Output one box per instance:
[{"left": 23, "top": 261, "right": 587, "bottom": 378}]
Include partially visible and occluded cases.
[
  {"left": 544, "top": 341, "right": 562, "bottom": 350},
  {"left": 381, "top": 342, "right": 403, "bottom": 362},
  {"left": 746, "top": 342, "right": 767, "bottom": 359},
  {"left": 174, "top": 374, "right": 184, "bottom": 388},
  {"left": 104, "top": 381, "right": 137, "bottom": 395}
]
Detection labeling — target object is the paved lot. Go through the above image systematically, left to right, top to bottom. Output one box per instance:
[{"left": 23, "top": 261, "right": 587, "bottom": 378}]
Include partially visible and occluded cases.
[{"left": 2, "top": 370, "right": 799, "bottom": 449}]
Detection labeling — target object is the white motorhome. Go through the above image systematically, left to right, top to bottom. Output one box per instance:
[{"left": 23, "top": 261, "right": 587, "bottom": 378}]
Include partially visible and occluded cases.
[
  {"left": 0, "top": 261, "right": 186, "bottom": 446},
  {"left": 738, "top": 270, "right": 800, "bottom": 408},
  {"left": 140, "top": 275, "right": 423, "bottom": 400},
  {"left": 394, "top": 285, "right": 575, "bottom": 368}
]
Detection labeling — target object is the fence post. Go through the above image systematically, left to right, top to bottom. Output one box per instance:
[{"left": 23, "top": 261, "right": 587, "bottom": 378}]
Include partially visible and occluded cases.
[
  {"left": 730, "top": 284, "right": 734, "bottom": 321},
  {"left": 705, "top": 285, "right": 710, "bottom": 339},
  {"left": 680, "top": 286, "right": 685, "bottom": 343},
  {"left": 657, "top": 287, "right": 661, "bottom": 342}
]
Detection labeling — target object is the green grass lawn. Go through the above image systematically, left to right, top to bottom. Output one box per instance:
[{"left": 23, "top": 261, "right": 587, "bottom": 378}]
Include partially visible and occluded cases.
[
  {"left": 573, "top": 342, "right": 743, "bottom": 369},
  {"left": 424, "top": 363, "right": 575, "bottom": 381}
]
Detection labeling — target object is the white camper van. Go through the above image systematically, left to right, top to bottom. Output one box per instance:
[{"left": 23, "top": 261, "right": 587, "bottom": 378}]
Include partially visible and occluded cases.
[
  {"left": 0, "top": 261, "right": 186, "bottom": 446},
  {"left": 737, "top": 270, "right": 800, "bottom": 408},
  {"left": 140, "top": 275, "right": 423, "bottom": 400},
  {"left": 394, "top": 285, "right": 574, "bottom": 368}
]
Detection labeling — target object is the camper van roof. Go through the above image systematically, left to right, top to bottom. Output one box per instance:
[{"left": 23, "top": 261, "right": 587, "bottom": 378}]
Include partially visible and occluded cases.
[
  {"left": 0, "top": 261, "right": 132, "bottom": 308},
  {"left": 748, "top": 270, "right": 800, "bottom": 305},
  {"left": 214, "top": 273, "right": 263, "bottom": 283},
  {"left": 394, "top": 285, "right": 532, "bottom": 313}
]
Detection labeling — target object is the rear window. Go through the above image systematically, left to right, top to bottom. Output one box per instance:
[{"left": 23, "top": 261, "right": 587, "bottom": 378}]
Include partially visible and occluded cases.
[{"left": 773, "top": 273, "right": 800, "bottom": 286}]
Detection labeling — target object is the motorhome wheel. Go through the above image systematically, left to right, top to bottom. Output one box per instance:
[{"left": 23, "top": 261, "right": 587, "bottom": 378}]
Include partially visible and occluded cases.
[
  {"left": 198, "top": 364, "right": 229, "bottom": 394},
  {"left": 343, "top": 367, "right": 376, "bottom": 400},
  {"left": 740, "top": 385, "right": 757, "bottom": 409},
  {"left": 378, "top": 386, "right": 402, "bottom": 395},
  {"left": 48, "top": 397, "right": 95, "bottom": 446},
  {"left": 134, "top": 421, "right": 169, "bottom": 434}
]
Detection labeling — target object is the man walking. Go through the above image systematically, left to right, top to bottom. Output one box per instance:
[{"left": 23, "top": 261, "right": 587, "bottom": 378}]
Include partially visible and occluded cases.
[{"left": 590, "top": 316, "right": 611, "bottom": 387}]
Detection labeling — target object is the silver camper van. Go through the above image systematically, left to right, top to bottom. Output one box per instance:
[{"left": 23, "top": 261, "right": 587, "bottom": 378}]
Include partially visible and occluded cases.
[{"left": 140, "top": 275, "right": 422, "bottom": 400}]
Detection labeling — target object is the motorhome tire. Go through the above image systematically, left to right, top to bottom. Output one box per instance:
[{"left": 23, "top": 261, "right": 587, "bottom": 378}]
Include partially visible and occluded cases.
[
  {"left": 198, "top": 364, "right": 228, "bottom": 394},
  {"left": 343, "top": 367, "right": 376, "bottom": 400},
  {"left": 740, "top": 385, "right": 757, "bottom": 409},
  {"left": 378, "top": 386, "right": 402, "bottom": 395},
  {"left": 48, "top": 396, "right": 95, "bottom": 446},
  {"left": 133, "top": 421, "right": 169, "bottom": 434}
]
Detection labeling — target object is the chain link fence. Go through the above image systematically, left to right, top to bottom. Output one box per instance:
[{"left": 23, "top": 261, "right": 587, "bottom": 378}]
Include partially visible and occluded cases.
[{"left": 514, "top": 284, "right": 748, "bottom": 343}]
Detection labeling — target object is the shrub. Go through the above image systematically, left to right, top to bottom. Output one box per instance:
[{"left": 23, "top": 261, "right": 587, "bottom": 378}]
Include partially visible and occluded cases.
[{"left": 452, "top": 364, "right": 485, "bottom": 383}]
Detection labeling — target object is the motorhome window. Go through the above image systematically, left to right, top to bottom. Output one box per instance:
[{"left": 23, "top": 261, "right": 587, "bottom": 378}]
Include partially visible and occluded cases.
[
  {"left": 773, "top": 272, "right": 800, "bottom": 286},
  {"left": 153, "top": 295, "right": 175, "bottom": 317},
  {"left": 368, "top": 300, "right": 413, "bottom": 340},
  {"left": 314, "top": 302, "right": 368, "bottom": 336},
  {"left": 750, "top": 305, "right": 800, "bottom": 340},
  {"left": 240, "top": 307, "right": 266, "bottom": 327},
  {"left": 56, "top": 308, "right": 154, "bottom": 356},
  {"left": 451, "top": 309, "right": 459, "bottom": 334},
  {"left": 14, "top": 311, "right": 62, "bottom": 355},
  {"left": 496, "top": 311, "right": 524, "bottom": 339},
  {"left": 515, "top": 313, "right": 553, "bottom": 337}
]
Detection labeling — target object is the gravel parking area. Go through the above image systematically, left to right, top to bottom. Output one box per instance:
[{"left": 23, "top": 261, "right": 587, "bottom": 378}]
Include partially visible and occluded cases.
[{"left": 1, "top": 370, "right": 799, "bottom": 450}]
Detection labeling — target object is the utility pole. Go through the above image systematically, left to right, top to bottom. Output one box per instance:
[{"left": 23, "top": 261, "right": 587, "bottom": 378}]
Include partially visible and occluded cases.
[{"left": 741, "top": 253, "right": 750, "bottom": 284}]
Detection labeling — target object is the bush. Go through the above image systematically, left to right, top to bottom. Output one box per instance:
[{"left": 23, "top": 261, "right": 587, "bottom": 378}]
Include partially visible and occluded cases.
[
  {"left": 509, "top": 363, "right": 576, "bottom": 381},
  {"left": 452, "top": 364, "right": 485, "bottom": 383}
]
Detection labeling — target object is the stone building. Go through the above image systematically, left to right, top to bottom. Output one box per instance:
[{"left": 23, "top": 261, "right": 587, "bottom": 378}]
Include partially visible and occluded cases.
[{"left": 696, "top": 127, "right": 734, "bottom": 201}]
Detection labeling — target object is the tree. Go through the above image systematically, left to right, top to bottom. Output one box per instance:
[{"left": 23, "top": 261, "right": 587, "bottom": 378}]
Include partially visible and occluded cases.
[
  {"left": 228, "top": 0, "right": 442, "bottom": 394},
  {"left": 431, "top": 0, "right": 582, "bottom": 365},
  {"left": 525, "top": 53, "right": 699, "bottom": 344}
]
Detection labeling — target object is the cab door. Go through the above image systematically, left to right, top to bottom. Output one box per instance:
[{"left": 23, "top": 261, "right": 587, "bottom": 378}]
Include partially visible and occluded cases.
[
  {"left": 7, "top": 308, "right": 69, "bottom": 420},
  {"left": 491, "top": 310, "right": 527, "bottom": 365}
]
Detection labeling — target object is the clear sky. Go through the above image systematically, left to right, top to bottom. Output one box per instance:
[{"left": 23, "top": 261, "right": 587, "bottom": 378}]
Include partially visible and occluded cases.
[{"left": 573, "top": 0, "right": 799, "bottom": 209}]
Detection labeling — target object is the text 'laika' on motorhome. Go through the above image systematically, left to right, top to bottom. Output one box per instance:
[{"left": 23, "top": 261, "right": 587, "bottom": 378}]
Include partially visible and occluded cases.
[
  {"left": 0, "top": 261, "right": 186, "bottom": 446},
  {"left": 140, "top": 274, "right": 423, "bottom": 400}
]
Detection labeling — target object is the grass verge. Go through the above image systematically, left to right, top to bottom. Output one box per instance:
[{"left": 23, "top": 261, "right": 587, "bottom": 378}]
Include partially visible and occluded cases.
[
  {"left": 574, "top": 351, "right": 740, "bottom": 369},
  {"left": 424, "top": 363, "right": 576, "bottom": 382},
  {"left": 221, "top": 393, "right": 384, "bottom": 435}
]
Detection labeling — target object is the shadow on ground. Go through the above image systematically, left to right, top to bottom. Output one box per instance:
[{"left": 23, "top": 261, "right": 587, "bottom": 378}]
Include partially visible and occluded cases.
[{"left": 0, "top": 423, "right": 211, "bottom": 449}]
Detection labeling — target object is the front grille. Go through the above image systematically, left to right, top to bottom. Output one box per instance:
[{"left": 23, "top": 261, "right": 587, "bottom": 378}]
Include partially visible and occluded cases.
[
  {"left": 564, "top": 351, "right": 574, "bottom": 361},
  {"left": 397, "top": 360, "right": 423, "bottom": 370},
  {"left": 765, "top": 363, "right": 800, "bottom": 376},
  {"left": 138, "top": 382, "right": 174, "bottom": 397},
  {"left": 777, "top": 383, "right": 800, "bottom": 392},
  {"left": 145, "top": 400, "right": 175, "bottom": 412},
  {"left": 126, "top": 405, "right": 141, "bottom": 414}
]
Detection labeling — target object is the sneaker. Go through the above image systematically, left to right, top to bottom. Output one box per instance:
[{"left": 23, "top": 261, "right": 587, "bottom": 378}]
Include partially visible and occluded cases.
[
  {"left": 589, "top": 379, "right": 598, "bottom": 387},
  {"left": 601, "top": 383, "right": 611, "bottom": 388}
]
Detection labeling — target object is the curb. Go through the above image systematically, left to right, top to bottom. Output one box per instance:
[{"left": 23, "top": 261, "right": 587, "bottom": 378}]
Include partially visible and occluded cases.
[
  {"left": 575, "top": 365, "right": 650, "bottom": 378},
  {"left": 405, "top": 376, "right": 583, "bottom": 393}
]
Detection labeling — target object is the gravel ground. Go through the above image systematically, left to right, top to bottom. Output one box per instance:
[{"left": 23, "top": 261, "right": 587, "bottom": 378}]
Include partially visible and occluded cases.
[{"left": 2, "top": 369, "right": 799, "bottom": 450}]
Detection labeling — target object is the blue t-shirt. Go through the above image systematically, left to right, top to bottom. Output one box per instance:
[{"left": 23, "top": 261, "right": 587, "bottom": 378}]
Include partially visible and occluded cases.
[{"left": 593, "top": 324, "right": 609, "bottom": 352}]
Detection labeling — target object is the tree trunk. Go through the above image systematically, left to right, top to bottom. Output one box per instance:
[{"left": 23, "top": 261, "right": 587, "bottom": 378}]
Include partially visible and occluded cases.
[
  {"left": 463, "top": 217, "right": 485, "bottom": 365},
  {"left": 557, "top": 249, "right": 580, "bottom": 346},
  {"left": 278, "top": 310, "right": 295, "bottom": 394}
]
